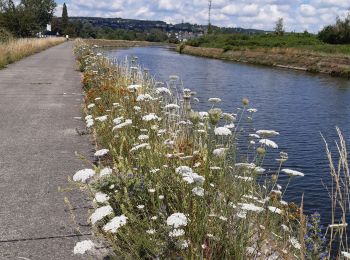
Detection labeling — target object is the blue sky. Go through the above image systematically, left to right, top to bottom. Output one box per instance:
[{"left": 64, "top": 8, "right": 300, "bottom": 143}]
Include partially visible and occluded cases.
[{"left": 55, "top": 0, "right": 350, "bottom": 32}]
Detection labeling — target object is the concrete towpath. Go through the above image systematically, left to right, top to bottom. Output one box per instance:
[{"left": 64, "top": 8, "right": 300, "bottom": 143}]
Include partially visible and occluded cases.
[{"left": 0, "top": 42, "right": 94, "bottom": 259}]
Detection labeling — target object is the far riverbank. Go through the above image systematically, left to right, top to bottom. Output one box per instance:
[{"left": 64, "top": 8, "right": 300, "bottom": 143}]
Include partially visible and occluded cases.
[{"left": 177, "top": 45, "right": 350, "bottom": 78}]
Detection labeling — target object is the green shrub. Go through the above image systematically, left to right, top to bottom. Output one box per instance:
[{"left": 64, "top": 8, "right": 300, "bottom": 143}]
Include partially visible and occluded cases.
[{"left": 0, "top": 28, "right": 13, "bottom": 43}]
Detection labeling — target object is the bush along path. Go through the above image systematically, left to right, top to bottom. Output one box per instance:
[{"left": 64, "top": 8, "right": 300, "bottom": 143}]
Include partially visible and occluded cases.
[{"left": 73, "top": 40, "right": 350, "bottom": 259}]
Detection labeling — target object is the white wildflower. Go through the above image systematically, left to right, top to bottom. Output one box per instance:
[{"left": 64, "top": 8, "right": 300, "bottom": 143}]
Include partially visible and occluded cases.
[
  {"left": 127, "top": 84, "right": 142, "bottom": 91},
  {"left": 156, "top": 87, "right": 171, "bottom": 95},
  {"left": 136, "top": 94, "right": 154, "bottom": 102},
  {"left": 208, "top": 97, "right": 221, "bottom": 103},
  {"left": 87, "top": 103, "right": 95, "bottom": 109},
  {"left": 165, "top": 104, "right": 180, "bottom": 109},
  {"left": 134, "top": 106, "right": 141, "bottom": 111},
  {"left": 247, "top": 108, "right": 258, "bottom": 113},
  {"left": 199, "top": 111, "right": 209, "bottom": 119},
  {"left": 142, "top": 113, "right": 160, "bottom": 121},
  {"left": 95, "top": 115, "right": 108, "bottom": 122},
  {"left": 113, "top": 116, "right": 124, "bottom": 125},
  {"left": 86, "top": 119, "right": 94, "bottom": 128},
  {"left": 113, "top": 119, "right": 132, "bottom": 130},
  {"left": 224, "top": 123, "right": 235, "bottom": 129},
  {"left": 214, "top": 127, "right": 232, "bottom": 136},
  {"left": 256, "top": 130, "right": 280, "bottom": 137},
  {"left": 138, "top": 134, "right": 149, "bottom": 141},
  {"left": 249, "top": 134, "right": 260, "bottom": 138},
  {"left": 259, "top": 139, "right": 278, "bottom": 149},
  {"left": 130, "top": 143, "right": 150, "bottom": 153},
  {"left": 213, "top": 148, "right": 227, "bottom": 158},
  {"left": 94, "top": 149, "right": 109, "bottom": 157},
  {"left": 235, "top": 163, "right": 256, "bottom": 169},
  {"left": 210, "top": 166, "right": 221, "bottom": 170},
  {"left": 100, "top": 167, "right": 112, "bottom": 177},
  {"left": 254, "top": 167, "right": 266, "bottom": 174},
  {"left": 73, "top": 169, "right": 95, "bottom": 183},
  {"left": 281, "top": 169, "right": 305, "bottom": 177},
  {"left": 235, "top": 176, "right": 253, "bottom": 181},
  {"left": 192, "top": 187, "right": 204, "bottom": 197},
  {"left": 148, "top": 188, "right": 156, "bottom": 193},
  {"left": 94, "top": 191, "right": 109, "bottom": 204},
  {"left": 238, "top": 203, "right": 264, "bottom": 213},
  {"left": 90, "top": 205, "right": 113, "bottom": 224},
  {"left": 137, "top": 205, "right": 145, "bottom": 209},
  {"left": 268, "top": 206, "right": 282, "bottom": 214},
  {"left": 237, "top": 211, "right": 247, "bottom": 219},
  {"left": 167, "top": 213, "right": 187, "bottom": 228},
  {"left": 103, "top": 215, "right": 128, "bottom": 233},
  {"left": 151, "top": 216, "right": 158, "bottom": 220},
  {"left": 219, "top": 216, "right": 228, "bottom": 221},
  {"left": 281, "top": 224, "right": 290, "bottom": 232},
  {"left": 146, "top": 229, "right": 156, "bottom": 235},
  {"left": 169, "top": 229, "right": 185, "bottom": 237},
  {"left": 289, "top": 237, "right": 301, "bottom": 250},
  {"left": 73, "top": 240, "right": 95, "bottom": 254},
  {"left": 180, "top": 240, "right": 189, "bottom": 249},
  {"left": 341, "top": 252, "right": 350, "bottom": 258}
]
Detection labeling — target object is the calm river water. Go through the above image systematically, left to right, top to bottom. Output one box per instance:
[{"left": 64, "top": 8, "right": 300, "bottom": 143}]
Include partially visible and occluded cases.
[{"left": 105, "top": 46, "right": 350, "bottom": 223}]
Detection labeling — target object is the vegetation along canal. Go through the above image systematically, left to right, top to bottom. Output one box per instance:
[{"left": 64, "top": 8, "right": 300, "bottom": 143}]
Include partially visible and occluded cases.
[{"left": 105, "top": 45, "right": 350, "bottom": 225}]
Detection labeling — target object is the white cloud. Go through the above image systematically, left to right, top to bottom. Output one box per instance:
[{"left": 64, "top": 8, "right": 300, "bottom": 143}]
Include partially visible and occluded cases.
[{"left": 55, "top": 0, "right": 350, "bottom": 33}]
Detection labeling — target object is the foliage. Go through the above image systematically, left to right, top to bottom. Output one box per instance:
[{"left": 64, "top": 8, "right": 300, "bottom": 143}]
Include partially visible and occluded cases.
[
  {"left": 0, "top": 0, "right": 56, "bottom": 37},
  {"left": 318, "top": 13, "right": 350, "bottom": 44},
  {"left": 275, "top": 18, "right": 284, "bottom": 36},
  {"left": 0, "top": 27, "right": 12, "bottom": 42},
  {"left": 304, "top": 212, "right": 328, "bottom": 259}
]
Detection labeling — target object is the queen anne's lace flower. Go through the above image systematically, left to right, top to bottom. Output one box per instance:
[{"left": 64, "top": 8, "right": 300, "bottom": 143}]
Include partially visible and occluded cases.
[
  {"left": 214, "top": 127, "right": 232, "bottom": 136},
  {"left": 259, "top": 139, "right": 278, "bottom": 149},
  {"left": 94, "top": 149, "right": 109, "bottom": 157},
  {"left": 73, "top": 169, "right": 95, "bottom": 183},
  {"left": 282, "top": 169, "right": 305, "bottom": 177},
  {"left": 90, "top": 205, "right": 113, "bottom": 224},
  {"left": 167, "top": 213, "right": 188, "bottom": 228},
  {"left": 103, "top": 215, "right": 128, "bottom": 233},
  {"left": 73, "top": 240, "right": 95, "bottom": 254}
]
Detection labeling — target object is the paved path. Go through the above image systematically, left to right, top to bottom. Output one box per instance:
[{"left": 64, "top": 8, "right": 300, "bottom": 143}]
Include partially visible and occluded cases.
[{"left": 0, "top": 42, "right": 93, "bottom": 259}]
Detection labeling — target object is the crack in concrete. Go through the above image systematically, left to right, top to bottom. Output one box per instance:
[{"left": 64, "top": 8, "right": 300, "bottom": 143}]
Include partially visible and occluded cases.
[{"left": 0, "top": 233, "right": 93, "bottom": 243}]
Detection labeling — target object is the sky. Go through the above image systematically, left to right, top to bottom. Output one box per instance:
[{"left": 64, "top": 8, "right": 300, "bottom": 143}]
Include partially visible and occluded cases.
[{"left": 55, "top": 0, "right": 350, "bottom": 33}]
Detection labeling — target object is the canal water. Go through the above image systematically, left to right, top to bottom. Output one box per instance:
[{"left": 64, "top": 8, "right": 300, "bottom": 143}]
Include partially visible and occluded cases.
[{"left": 105, "top": 46, "right": 350, "bottom": 224}]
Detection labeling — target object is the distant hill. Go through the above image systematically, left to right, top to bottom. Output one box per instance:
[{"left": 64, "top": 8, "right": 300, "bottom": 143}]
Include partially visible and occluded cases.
[{"left": 65, "top": 17, "right": 268, "bottom": 34}]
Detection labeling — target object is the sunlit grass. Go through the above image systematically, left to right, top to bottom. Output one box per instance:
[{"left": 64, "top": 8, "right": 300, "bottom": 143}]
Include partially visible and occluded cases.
[{"left": 0, "top": 37, "right": 65, "bottom": 68}]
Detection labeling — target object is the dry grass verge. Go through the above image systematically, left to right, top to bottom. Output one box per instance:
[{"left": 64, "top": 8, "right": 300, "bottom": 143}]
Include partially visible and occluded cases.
[{"left": 0, "top": 37, "right": 65, "bottom": 69}]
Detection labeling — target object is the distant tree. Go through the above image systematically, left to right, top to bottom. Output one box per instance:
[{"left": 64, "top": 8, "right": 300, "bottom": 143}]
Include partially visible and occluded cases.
[
  {"left": 61, "top": 2, "right": 68, "bottom": 33},
  {"left": 274, "top": 17, "right": 284, "bottom": 36}
]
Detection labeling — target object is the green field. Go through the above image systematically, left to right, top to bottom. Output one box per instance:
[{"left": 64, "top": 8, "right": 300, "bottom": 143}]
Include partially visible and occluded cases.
[{"left": 187, "top": 33, "right": 350, "bottom": 55}]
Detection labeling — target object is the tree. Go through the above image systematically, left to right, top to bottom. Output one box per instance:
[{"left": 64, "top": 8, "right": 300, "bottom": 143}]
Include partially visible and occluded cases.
[
  {"left": 20, "top": 0, "right": 56, "bottom": 30},
  {"left": 61, "top": 2, "right": 68, "bottom": 33},
  {"left": 274, "top": 17, "right": 284, "bottom": 36}
]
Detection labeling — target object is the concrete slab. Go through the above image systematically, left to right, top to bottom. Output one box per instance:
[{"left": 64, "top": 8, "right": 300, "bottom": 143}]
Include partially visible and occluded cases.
[{"left": 0, "top": 42, "right": 95, "bottom": 259}]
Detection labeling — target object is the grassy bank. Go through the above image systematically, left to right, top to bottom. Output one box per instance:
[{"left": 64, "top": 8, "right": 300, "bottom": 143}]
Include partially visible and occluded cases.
[
  {"left": 180, "top": 34, "right": 350, "bottom": 78},
  {"left": 0, "top": 37, "right": 65, "bottom": 69},
  {"left": 72, "top": 39, "right": 350, "bottom": 259},
  {"left": 84, "top": 39, "right": 166, "bottom": 48}
]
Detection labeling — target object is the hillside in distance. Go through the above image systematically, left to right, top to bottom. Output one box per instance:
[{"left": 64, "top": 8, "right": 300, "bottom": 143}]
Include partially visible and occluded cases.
[{"left": 66, "top": 16, "right": 268, "bottom": 34}]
